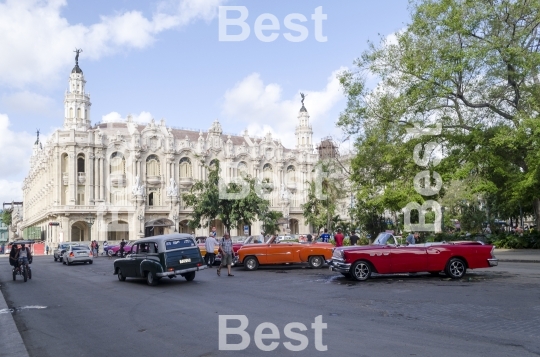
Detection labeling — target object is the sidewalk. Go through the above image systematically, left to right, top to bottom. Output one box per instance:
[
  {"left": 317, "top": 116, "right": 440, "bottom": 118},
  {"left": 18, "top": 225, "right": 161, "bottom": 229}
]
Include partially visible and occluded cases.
[
  {"left": 494, "top": 249, "right": 540, "bottom": 263},
  {"left": 0, "top": 271, "right": 30, "bottom": 357}
]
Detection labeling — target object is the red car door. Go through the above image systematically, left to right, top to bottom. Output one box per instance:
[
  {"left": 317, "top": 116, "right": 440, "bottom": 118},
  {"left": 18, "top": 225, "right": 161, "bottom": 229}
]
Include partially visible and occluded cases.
[{"left": 389, "top": 246, "right": 429, "bottom": 273}]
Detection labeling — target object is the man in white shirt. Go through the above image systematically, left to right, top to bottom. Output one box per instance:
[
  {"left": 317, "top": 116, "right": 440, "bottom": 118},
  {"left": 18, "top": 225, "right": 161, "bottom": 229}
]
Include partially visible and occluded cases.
[{"left": 205, "top": 233, "right": 218, "bottom": 268}]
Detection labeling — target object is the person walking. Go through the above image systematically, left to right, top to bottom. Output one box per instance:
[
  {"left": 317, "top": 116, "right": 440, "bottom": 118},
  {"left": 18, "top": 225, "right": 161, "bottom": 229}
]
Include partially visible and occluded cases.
[
  {"left": 320, "top": 229, "right": 330, "bottom": 243},
  {"left": 334, "top": 229, "right": 344, "bottom": 247},
  {"left": 349, "top": 231, "right": 359, "bottom": 246},
  {"left": 205, "top": 232, "right": 218, "bottom": 268},
  {"left": 217, "top": 232, "right": 234, "bottom": 277},
  {"left": 119, "top": 239, "right": 126, "bottom": 257},
  {"left": 95, "top": 241, "right": 99, "bottom": 257},
  {"left": 46, "top": 244, "right": 50, "bottom": 255}
]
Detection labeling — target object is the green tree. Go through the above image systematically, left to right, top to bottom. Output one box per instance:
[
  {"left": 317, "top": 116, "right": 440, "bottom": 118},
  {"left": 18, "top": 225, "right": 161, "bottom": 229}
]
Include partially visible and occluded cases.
[
  {"left": 339, "top": 0, "right": 540, "bottom": 226},
  {"left": 182, "top": 161, "right": 270, "bottom": 233},
  {"left": 0, "top": 209, "right": 12, "bottom": 226},
  {"left": 261, "top": 211, "right": 283, "bottom": 235}
]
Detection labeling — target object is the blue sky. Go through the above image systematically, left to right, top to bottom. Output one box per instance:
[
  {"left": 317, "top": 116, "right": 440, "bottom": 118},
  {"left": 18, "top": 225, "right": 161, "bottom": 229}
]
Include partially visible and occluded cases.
[{"left": 0, "top": 0, "right": 411, "bottom": 202}]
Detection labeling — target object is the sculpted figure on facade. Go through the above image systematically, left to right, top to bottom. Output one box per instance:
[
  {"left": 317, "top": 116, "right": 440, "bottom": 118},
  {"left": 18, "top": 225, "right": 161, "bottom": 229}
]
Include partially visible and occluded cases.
[
  {"left": 132, "top": 175, "right": 145, "bottom": 196},
  {"left": 166, "top": 178, "right": 178, "bottom": 197}
]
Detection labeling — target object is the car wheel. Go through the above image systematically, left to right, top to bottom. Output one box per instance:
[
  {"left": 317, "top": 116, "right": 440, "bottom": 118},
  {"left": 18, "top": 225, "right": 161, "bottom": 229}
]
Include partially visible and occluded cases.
[
  {"left": 107, "top": 250, "right": 113, "bottom": 257},
  {"left": 308, "top": 255, "right": 324, "bottom": 268},
  {"left": 244, "top": 256, "right": 259, "bottom": 271},
  {"left": 59, "top": 257, "right": 63, "bottom": 262},
  {"left": 445, "top": 258, "right": 466, "bottom": 279},
  {"left": 89, "top": 260, "right": 93, "bottom": 265},
  {"left": 351, "top": 260, "right": 372, "bottom": 281},
  {"left": 23, "top": 268, "right": 27, "bottom": 282},
  {"left": 28, "top": 268, "right": 32, "bottom": 280},
  {"left": 117, "top": 269, "right": 126, "bottom": 281},
  {"left": 12, "top": 271, "right": 16, "bottom": 281},
  {"left": 146, "top": 271, "right": 158, "bottom": 286},
  {"left": 184, "top": 272, "right": 195, "bottom": 282}
]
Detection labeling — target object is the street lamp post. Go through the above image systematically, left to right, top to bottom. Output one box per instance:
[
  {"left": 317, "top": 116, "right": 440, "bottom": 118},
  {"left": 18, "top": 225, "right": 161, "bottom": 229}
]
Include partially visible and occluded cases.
[{"left": 85, "top": 215, "right": 95, "bottom": 243}]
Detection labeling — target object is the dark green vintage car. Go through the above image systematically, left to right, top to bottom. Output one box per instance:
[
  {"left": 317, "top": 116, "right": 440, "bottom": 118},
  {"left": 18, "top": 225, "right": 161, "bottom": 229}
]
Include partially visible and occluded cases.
[{"left": 113, "top": 233, "right": 206, "bottom": 286}]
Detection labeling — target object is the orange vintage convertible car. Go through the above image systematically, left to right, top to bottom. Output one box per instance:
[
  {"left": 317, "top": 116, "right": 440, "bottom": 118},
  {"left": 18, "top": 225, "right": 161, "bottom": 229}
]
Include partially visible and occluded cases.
[{"left": 237, "top": 236, "right": 334, "bottom": 270}]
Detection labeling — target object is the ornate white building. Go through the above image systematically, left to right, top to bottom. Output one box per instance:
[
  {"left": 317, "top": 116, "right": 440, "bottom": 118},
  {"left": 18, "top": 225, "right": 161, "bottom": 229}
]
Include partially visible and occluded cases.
[{"left": 21, "top": 60, "right": 322, "bottom": 243}]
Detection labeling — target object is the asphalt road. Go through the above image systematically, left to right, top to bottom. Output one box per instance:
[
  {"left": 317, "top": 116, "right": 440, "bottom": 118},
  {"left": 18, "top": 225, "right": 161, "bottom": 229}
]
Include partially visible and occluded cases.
[{"left": 0, "top": 256, "right": 539, "bottom": 357}]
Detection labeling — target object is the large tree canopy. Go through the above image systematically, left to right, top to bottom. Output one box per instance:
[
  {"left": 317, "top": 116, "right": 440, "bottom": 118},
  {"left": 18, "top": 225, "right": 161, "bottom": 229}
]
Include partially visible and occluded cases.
[
  {"left": 339, "top": 0, "right": 540, "bottom": 228},
  {"left": 182, "top": 161, "right": 270, "bottom": 233}
]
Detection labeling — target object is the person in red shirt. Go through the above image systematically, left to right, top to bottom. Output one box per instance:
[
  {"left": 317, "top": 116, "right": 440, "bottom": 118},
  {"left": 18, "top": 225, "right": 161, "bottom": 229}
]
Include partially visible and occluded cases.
[{"left": 334, "top": 228, "right": 344, "bottom": 247}]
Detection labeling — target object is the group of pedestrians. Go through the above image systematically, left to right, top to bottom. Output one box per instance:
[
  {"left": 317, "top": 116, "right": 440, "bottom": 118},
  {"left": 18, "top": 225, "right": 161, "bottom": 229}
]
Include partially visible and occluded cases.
[
  {"left": 204, "top": 226, "right": 235, "bottom": 277},
  {"left": 317, "top": 228, "right": 361, "bottom": 247},
  {"left": 90, "top": 240, "right": 100, "bottom": 256}
]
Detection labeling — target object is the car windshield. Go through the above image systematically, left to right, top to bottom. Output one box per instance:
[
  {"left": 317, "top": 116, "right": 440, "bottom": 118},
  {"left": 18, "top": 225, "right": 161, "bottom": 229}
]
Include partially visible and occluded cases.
[
  {"left": 373, "top": 233, "right": 396, "bottom": 245},
  {"left": 245, "top": 236, "right": 265, "bottom": 244},
  {"left": 165, "top": 238, "right": 196, "bottom": 250},
  {"left": 72, "top": 246, "right": 89, "bottom": 251}
]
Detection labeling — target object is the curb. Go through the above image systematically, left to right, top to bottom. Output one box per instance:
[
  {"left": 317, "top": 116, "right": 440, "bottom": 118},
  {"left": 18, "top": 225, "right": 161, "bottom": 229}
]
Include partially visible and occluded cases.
[
  {"left": 498, "top": 259, "right": 540, "bottom": 264},
  {"left": 0, "top": 285, "right": 30, "bottom": 357}
]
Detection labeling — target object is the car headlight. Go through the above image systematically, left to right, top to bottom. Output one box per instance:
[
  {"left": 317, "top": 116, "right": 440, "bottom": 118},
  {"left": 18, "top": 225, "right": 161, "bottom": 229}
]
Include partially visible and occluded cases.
[{"left": 332, "top": 249, "right": 344, "bottom": 259}]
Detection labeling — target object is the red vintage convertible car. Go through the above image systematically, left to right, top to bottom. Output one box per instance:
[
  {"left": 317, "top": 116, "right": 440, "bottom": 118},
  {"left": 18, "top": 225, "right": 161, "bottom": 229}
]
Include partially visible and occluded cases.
[{"left": 328, "top": 232, "right": 498, "bottom": 281}]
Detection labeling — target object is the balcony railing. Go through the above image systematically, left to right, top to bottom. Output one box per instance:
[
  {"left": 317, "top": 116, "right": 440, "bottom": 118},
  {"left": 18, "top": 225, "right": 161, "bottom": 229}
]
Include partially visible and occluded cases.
[
  {"left": 110, "top": 174, "right": 126, "bottom": 187},
  {"left": 147, "top": 175, "right": 161, "bottom": 185}
]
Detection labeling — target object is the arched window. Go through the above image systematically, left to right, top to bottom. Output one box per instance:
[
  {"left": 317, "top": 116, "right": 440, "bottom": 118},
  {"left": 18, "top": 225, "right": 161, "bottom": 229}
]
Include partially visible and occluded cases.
[
  {"left": 69, "top": 108, "right": 73, "bottom": 118},
  {"left": 77, "top": 108, "right": 81, "bottom": 118},
  {"left": 84, "top": 109, "right": 87, "bottom": 119},
  {"left": 110, "top": 152, "right": 125, "bottom": 174},
  {"left": 77, "top": 155, "right": 85, "bottom": 173},
  {"left": 146, "top": 155, "right": 160, "bottom": 176},
  {"left": 179, "top": 157, "right": 192, "bottom": 178},
  {"left": 237, "top": 161, "right": 248, "bottom": 177},
  {"left": 263, "top": 163, "right": 273, "bottom": 182},
  {"left": 286, "top": 165, "right": 296, "bottom": 183},
  {"left": 147, "top": 188, "right": 160, "bottom": 206}
]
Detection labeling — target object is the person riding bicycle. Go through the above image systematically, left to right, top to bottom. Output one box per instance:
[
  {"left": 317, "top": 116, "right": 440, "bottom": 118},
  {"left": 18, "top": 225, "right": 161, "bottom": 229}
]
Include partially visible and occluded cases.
[
  {"left": 17, "top": 243, "right": 32, "bottom": 271},
  {"left": 9, "top": 244, "right": 19, "bottom": 269}
]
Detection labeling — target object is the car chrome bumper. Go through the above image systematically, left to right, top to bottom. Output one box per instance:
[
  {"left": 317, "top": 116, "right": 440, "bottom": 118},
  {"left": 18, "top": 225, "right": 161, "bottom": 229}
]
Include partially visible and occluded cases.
[
  {"left": 68, "top": 256, "right": 93, "bottom": 263},
  {"left": 488, "top": 258, "right": 499, "bottom": 267},
  {"left": 327, "top": 259, "right": 351, "bottom": 273},
  {"left": 156, "top": 265, "right": 206, "bottom": 277}
]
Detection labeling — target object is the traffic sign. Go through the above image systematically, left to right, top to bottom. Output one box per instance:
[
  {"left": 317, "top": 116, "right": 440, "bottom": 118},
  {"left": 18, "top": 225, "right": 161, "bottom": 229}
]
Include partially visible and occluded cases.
[{"left": 49, "top": 222, "right": 60, "bottom": 226}]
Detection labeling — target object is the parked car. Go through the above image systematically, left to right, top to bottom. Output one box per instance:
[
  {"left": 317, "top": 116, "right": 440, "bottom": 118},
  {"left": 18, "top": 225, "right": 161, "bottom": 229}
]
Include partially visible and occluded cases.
[
  {"left": 328, "top": 232, "right": 499, "bottom": 281},
  {"left": 113, "top": 233, "right": 206, "bottom": 286},
  {"left": 237, "top": 235, "right": 334, "bottom": 271},
  {"left": 107, "top": 241, "right": 135, "bottom": 256},
  {"left": 54, "top": 242, "right": 80, "bottom": 262},
  {"left": 62, "top": 245, "right": 93, "bottom": 265}
]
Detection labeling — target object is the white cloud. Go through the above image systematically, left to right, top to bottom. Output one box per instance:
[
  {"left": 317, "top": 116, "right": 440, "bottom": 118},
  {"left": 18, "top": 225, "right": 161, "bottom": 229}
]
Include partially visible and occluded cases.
[
  {"left": 0, "top": 0, "right": 225, "bottom": 87},
  {"left": 221, "top": 68, "right": 346, "bottom": 148},
  {"left": 1, "top": 91, "right": 56, "bottom": 115},
  {"left": 102, "top": 111, "right": 153, "bottom": 124},
  {"left": 0, "top": 113, "right": 34, "bottom": 185},
  {"left": 0, "top": 180, "right": 24, "bottom": 204}
]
